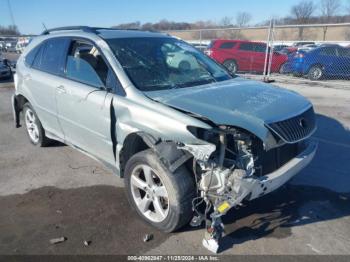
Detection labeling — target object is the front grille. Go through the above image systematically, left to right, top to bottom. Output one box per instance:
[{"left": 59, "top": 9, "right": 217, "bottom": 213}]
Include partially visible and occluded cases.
[
  {"left": 266, "top": 107, "right": 316, "bottom": 143},
  {"left": 253, "top": 141, "right": 307, "bottom": 176}
]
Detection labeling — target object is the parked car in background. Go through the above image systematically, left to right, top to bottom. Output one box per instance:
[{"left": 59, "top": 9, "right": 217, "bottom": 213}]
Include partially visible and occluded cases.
[
  {"left": 205, "top": 40, "right": 288, "bottom": 74},
  {"left": 0, "top": 41, "right": 5, "bottom": 51},
  {"left": 5, "top": 41, "right": 17, "bottom": 52},
  {"left": 15, "top": 42, "right": 27, "bottom": 54},
  {"left": 282, "top": 42, "right": 317, "bottom": 55},
  {"left": 273, "top": 44, "right": 289, "bottom": 52},
  {"left": 286, "top": 44, "right": 350, "bottom": 80},
  {"left": 298, "top": 44, "right": 319, "bottom": 51},
  {"left": 0, "top": 59, "right": 12, "bottom": 79}
]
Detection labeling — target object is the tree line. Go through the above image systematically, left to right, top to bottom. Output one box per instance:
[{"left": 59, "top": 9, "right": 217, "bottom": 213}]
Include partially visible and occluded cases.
[
  {"left": 1, "top": 0, "right": 350, "bottom": 39},
  {"left": 112, "top": 0, "right": 350, "bottom": 40}
]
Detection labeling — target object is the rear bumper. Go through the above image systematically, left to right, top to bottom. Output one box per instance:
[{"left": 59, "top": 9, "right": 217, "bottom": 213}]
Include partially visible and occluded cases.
[{"left": 249, "top": 141, "right": 317, "bottom": 200}]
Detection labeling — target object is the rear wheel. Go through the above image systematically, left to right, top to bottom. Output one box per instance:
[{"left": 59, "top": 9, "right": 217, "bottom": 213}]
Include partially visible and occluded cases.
[
  {"left": 223, "top": 60, "right": 238, "bottom": 74},
  {"left": 279, "top": 63, "right": 287, "bottom": 74},
  {"left": 308, "top": 65, "right": 324, "bottom": 80},
  {"left": 23, "top": 103, "right": 51, "bottom": 147},
  {"left": 124, "top": 149, "right": 195, "bottom": 232}
]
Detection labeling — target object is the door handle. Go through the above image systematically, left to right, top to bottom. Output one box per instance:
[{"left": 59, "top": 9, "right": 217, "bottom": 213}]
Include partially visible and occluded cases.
[{"left": 56, "top": 85, "right": 66, "bottom": 94}]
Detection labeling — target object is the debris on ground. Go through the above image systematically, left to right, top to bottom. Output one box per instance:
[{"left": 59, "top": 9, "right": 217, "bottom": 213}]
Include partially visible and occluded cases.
[
  {"left": 56, "top": 209, "right": 62, "bottom": 214},
  {"left": 143, "top": 234, "right": 153, "bottom": 242},
  {"left": 49, "top": 237, "right": 67, "bottom": 244},
  {"left": 83, "top": 240, "right": 91, "bottom": 246}
]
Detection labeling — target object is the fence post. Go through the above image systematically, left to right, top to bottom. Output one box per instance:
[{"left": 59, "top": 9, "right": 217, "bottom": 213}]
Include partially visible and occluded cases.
[
  {"left": 267, "top": 19, "right": 275, "bottom": 79},
  {"left": 263, "top": 20, "right": 272, "bottom": 80},
  {"left": 199, "top": 29, "right": 202, "bottom": 46}
]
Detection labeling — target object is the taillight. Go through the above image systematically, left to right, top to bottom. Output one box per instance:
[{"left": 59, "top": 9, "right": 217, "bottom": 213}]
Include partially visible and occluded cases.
[
  {"left": 205, "top": 49, "right": 213, "bottom": 56},
  {"left": 294, "top": 53, "right": 305, "bottom": 59}
]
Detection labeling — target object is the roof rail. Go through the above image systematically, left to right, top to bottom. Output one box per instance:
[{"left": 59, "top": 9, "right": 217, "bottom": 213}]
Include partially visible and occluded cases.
[
  {"left": 41, "top": 26, "right": 112, "bottom": 35},
  {"left": 41, "top": 26, "right": 164, "bottom": 36}
]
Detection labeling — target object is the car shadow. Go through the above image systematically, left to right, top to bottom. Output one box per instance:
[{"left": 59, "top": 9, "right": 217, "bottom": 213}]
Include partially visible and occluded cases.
[{"left": 181, "top": 113, "right": 350, "bottom": 252}]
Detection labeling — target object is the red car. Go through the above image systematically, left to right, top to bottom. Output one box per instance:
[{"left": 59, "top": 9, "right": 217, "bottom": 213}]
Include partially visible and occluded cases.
[{"left": 205, "top": 40, "right": 288, "bottom": 74}]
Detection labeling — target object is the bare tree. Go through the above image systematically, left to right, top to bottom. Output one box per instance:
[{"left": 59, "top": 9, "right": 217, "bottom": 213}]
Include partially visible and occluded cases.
[
  {"left": 320, "top": 0, "right": 341, "bottom": 40},
  {"left": 290, "top": 1, "right": 315, "bottom": 39},
  {"left": 236, "top": 12, "right": 252, "bottom": 28},
  {"left": 220, "top": 16, "right": 233, "bottom": 27},
  {"left": 0, "top": 25, "right": 20, "bottom": 35}
]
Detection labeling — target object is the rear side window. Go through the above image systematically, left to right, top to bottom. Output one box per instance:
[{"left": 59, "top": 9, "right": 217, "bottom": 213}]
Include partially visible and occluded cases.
[
  {"left": 39, "top": 38, "right": 68, "bottom": 75},
  {"left": 219, "top": 42, "right": 236, "bottom": 49},
  {"left": 239, "top": 43, "right": 254, "bottom": 51},
  {"left": 25, "top": 44, "right": 41, "bottom": 66},
  {"left": 254, "top": 44, "right": 266, "bottom": 53},
  {"left": 32, "top": 45, "right": 44, "bottom": 69},
  {"left": 319, "top": 47, "right": 337, "bottom": 56},
  {"left": 337, "top": 47, "right": 350, "bottom": 57}
]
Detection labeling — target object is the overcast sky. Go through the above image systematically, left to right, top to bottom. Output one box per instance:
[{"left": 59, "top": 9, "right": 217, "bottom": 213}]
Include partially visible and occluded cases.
[{"left": 0, "top": 0, "right": 349, "bottom": 34}]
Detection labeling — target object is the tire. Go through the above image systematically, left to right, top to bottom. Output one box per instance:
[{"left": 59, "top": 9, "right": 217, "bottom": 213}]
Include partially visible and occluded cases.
[
  {"left": 223, "top": 60, "right": 238, "bottom": 74},
  {"left": 279, "top": 63, "right": 286, "bottom": 74},
  {"left": 308, "top": 65, "right": 324, "bottom": 80},
  {"left": 23, "top": 103, "right": 51, "bottom": 147},
  {"left": 124, "top": 149, "right": 195, "bottom": 232}
]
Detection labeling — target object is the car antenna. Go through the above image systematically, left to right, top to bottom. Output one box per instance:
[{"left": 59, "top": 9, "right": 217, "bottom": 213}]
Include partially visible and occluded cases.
[{"left": 42, "top": 23, "right": 48, "bottom": 31}]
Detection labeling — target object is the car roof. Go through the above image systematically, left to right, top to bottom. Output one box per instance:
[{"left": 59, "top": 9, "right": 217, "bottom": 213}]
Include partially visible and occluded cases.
[
  {"left": 40, "top": 27, "right": 170, "bottom": 40},
  {"left": 97, "top": 29, "right": 170, "bottom": 39},
  {"left": 213, "top": 39, "right": 265, "bottom": 45}
]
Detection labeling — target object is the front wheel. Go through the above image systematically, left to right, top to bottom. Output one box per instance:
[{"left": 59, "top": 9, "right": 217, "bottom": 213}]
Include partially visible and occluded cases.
[
  {"left": 308, "top": 65, "right": 324, "bottom": 80},
  {"left": 124, "top": 149, "right": 195, "bottom": 232}
]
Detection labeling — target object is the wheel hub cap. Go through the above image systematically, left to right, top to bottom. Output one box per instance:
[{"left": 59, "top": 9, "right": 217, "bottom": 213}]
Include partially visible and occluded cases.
[
  {"left": 25, "top": 109, "right": 39, "bottom": 143},
  {"left": 130, "top": 164, "right": 169, "bottom": 223}
]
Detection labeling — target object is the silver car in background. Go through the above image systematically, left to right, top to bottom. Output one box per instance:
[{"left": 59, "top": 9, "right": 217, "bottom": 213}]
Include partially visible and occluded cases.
[{"left": 12, "top": 27, "right": 317, "bottom": 253}]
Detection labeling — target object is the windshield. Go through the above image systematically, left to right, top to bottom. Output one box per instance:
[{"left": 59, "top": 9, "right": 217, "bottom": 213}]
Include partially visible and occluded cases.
[{"left": 106, "top": 37, "right": 232, "bottom": 91}]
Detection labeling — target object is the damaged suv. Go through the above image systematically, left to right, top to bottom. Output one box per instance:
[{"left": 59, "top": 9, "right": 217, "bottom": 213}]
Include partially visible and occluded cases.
[{"left": 12, "top": 27, "right": 317, "bottom": 253}]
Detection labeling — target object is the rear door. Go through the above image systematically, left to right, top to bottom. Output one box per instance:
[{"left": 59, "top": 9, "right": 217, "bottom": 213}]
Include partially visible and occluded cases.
[
  {"left": 24, "top": 37, "right": 69, "bottom": 138},
  {"left": 55, "top": 39, "right": 117, "bottom": 166},
  {"left": 236, "top": 42, "right": 255, "bottom": 72},
  {"left": 252, "top": 43, "right": 267, "bottom": 72},
  {"left": 317, "top": 47, "right": 339, "bottom": 75},
  {"left": 336, "top": 47, "right": 350, "bottom": 77}
]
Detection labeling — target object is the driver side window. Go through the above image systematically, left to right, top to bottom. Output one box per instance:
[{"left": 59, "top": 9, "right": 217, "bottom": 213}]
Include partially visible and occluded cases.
[{"left": 65, "top": 40, "right": 109, "bottom": 88}]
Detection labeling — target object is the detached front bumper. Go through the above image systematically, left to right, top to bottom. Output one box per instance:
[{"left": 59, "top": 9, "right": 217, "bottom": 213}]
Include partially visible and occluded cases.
[{"left": 249, "top": 141, "right": 318, "bottom": 200}]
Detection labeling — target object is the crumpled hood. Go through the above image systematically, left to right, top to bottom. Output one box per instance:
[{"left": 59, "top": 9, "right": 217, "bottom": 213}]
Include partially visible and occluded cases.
[{"left": 146, "top": 77, "right": 312, "bottom": 144}]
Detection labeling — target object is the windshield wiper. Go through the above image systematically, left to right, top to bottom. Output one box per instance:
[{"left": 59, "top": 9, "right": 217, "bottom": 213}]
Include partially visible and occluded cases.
[{"left": 176, "top": 78, "right": 215, "bottom": 88}]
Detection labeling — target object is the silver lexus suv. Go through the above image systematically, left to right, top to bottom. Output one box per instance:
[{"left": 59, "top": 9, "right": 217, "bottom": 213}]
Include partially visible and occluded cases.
[{"left": 12, "top": 27, "right": 317, "bottom": 252}]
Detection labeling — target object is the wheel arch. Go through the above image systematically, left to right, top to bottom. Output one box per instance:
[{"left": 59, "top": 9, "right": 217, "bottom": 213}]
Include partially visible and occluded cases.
[
  {"left": 12, "top": 93, "right": 30, "bottom": 128},
  {"left": 119, "top": 132, "right": 193, "bottom": 178}
]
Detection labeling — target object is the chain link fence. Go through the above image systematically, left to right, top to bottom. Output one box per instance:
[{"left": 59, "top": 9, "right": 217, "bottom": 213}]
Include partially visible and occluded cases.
[{"left": 166, "top": 22, "right": 350, "bottom": 85}]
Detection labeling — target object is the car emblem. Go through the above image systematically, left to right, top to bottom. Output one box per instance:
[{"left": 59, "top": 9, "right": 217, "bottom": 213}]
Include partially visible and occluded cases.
[{"left": 299, "top": 118, "right": 307, "bottom": 128}]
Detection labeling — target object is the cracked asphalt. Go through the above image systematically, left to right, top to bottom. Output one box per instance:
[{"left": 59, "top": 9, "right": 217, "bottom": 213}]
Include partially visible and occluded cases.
[{"left": 1, "top": 72, "right": 350, "bottom": 255}]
